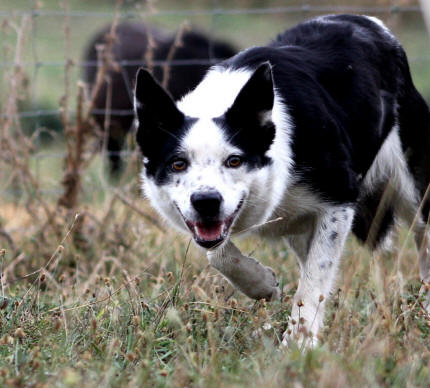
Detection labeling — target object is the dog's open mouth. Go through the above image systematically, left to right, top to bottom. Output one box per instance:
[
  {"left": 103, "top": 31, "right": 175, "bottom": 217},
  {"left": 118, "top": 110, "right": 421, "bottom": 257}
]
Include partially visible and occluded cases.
[
  {"left": 178, "top": 199, "right": 244, "bottom": 249},
  {"left": 187, "top": 215, "right": 234, "bottom": 249}
]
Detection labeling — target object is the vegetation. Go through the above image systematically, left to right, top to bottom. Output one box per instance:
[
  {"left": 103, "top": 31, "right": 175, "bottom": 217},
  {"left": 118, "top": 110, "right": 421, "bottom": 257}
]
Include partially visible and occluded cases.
[{"left": 1, "top": 0, "right": 430, "bottom": 386}]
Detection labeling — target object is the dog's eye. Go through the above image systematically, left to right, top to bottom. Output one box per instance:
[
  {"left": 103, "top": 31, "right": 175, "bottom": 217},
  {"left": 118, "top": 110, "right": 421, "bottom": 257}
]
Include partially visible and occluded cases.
[
  {"left": 225, "top": 155, "right": 243, "bottom": 168},
  {"left": 171, "top": 159, "right": 188, "bottom": 172}
]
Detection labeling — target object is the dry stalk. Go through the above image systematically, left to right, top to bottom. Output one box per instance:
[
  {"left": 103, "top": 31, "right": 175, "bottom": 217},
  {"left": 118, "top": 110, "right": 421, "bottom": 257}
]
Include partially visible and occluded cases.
[
  {"left": 58, "top": 0, "right": 123, "bottom": 212},
  {"left": 141, "top": 0, "right": 159, "bottom": 73},
  {"left": 86, "top": 8, "right": 122, "bottom": 118},
  {"left": 0, "top": 15, "right": 60, "bottom": 239},
  {"left": 162, "top": 21, "right": 191, "bottom": 89},
  {"left": 101, "top": 74, "right": 113, "bottom": 161},
  {"left": 58, "top": 82, "right": 87, "bottom": 209},
  {"left": 114, "top": 190, "right": 165, "bottom": 232},
  {"left": 12, "top": 214, "right": 79, "bottom": 311},
  {"left": 0, "top": 226, "right": 17, "bottom": 257},
  {"left": 46, "top": 275, "right": 140, "bottom": 314}
]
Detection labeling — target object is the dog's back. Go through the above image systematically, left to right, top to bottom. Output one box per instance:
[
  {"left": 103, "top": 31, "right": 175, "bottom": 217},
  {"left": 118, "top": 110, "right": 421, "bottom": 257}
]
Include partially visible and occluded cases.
[
  {"left": 216, "top": 14, "right": 430, "bottom": 247},
  {"left": 283, "top": 14, "right": 430, "bottom": 246}
]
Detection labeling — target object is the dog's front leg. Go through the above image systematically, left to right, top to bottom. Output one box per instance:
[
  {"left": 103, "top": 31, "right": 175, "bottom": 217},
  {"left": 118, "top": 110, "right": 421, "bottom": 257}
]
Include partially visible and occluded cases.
[
  {"left": 283, "top": 206, "right": 355, "bottom": 348},
  {"left": 207, "top": 241, "right": 281, "bottom": 301}
]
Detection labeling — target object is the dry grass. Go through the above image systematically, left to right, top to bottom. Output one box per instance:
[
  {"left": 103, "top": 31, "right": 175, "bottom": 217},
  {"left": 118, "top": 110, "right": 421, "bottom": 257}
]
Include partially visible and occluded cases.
[
  {"left": 1, "top": 1, "right": 430, "bottom": 387},
  {"left": 1, "top": 203, "right": 430, "bottom": 387}
]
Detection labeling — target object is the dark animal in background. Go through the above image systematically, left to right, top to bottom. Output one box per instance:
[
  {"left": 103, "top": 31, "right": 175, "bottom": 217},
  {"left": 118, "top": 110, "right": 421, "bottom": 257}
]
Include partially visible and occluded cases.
[{"left": 84, "top": 23, "right": 237, "bottom": 175}]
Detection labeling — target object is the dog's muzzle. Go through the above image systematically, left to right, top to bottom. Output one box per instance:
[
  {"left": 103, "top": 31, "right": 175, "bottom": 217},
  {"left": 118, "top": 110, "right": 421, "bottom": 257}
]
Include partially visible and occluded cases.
[{"left": 175, "top": 192, "right": 244, "bottom": 249}]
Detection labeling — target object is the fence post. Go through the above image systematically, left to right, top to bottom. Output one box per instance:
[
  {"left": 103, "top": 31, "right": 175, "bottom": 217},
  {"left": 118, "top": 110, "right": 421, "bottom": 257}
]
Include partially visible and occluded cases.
[{"left": 420, "top": 0, "right": 430, "bottom": 38}]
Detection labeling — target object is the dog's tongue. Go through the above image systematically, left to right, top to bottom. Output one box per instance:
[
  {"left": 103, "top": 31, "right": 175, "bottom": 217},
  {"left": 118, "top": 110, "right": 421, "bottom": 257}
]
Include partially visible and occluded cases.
[{"left": 195, "top": 222, "right": 223, "bottom": 241}]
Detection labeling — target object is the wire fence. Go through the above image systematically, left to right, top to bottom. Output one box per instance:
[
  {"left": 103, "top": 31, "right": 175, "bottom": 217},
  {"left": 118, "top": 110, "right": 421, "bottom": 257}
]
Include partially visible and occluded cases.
[
  {"left": 1, "top": 1, "right": 429, "bottom": 198},
  {"left": 0, "top": 4, "right": 423, "bottom": 18}
]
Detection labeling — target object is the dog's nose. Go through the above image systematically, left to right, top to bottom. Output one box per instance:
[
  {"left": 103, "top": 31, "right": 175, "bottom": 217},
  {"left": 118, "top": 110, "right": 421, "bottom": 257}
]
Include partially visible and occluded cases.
[{"left": 190, "top": 191, "right": 223, "bottom": 218}]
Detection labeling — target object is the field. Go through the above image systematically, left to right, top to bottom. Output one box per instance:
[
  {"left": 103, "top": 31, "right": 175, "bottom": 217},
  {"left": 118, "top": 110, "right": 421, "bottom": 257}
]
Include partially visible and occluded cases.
[{"left": 1, "top": 0, "right": 430, "bottom": 387}]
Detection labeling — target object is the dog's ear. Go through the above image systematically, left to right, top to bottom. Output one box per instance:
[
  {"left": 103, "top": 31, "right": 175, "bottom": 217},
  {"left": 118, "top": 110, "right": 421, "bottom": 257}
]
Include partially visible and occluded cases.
[
  {"left": 224, "top": 62, "right": 275, "bottom": 154},
  {"left": 225, "top": 62, "right": 274, "bottom": 128},
  {"left": 134, "top": 68, "right": 184, "bottom": 154}
]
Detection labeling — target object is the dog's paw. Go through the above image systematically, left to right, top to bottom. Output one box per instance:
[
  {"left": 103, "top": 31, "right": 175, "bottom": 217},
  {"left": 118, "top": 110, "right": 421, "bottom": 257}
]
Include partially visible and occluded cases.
[
  {"left": 207, "top": 241, "right": 281, "bottom": 301},
  {"left": 244, "top": 264, "right": 281, "bottom": 301},
  {"left": 263, "top": 265, "right": 281, "bottom": 301}
]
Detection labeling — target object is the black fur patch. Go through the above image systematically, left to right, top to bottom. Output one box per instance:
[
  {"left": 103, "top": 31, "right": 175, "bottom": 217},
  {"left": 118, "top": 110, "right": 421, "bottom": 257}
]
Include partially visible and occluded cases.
[
  {"left": 213, "top": 63, "right": 276, "bottom": 169},
  {"left": 135, "top": 68, "right": 197, "bottom": 185},
  {"left": 139, "top": 116, "right": 197, "bottom": 185}
]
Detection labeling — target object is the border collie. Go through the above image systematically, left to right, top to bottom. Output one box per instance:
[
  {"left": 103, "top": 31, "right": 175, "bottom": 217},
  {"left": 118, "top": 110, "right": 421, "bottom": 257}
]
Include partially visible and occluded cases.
[
  {"left": 134, "top": 14, "right": 430, "bottom": 347},
  {"left": 84, "top": 23, "right": 236, "bottom": 174}
]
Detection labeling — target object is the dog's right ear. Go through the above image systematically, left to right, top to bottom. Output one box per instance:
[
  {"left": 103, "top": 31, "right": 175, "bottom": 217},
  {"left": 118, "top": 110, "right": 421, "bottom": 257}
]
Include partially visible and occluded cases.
[{"left": 134, "top": 68, "right": 184, "bottom": 154}]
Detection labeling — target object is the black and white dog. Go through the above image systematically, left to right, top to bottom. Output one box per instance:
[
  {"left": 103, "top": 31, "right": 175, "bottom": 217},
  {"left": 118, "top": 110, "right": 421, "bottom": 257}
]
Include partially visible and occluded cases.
[{"left": 134, "top": 15, "right": 430, "bottom": 346}]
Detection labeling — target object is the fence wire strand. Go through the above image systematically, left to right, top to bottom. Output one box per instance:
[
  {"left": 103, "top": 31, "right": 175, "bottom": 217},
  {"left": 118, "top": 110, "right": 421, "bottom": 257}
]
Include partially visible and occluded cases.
[{"left": 0, "top": 5, "right": 422, "bottom": 18}]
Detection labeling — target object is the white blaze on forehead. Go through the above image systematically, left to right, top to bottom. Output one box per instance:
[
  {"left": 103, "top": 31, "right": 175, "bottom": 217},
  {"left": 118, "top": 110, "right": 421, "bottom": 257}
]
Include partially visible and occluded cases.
[
  {"left": 177, "top": 67, "right": 252, "bottom": 118},
  {"left": 181, "top": 118, "right": 239, "bottom": 158}
]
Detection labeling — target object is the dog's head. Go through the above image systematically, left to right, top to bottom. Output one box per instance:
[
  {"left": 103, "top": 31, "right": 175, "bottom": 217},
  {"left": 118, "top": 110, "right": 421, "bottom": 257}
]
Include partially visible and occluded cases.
[{"left": 135, "top": 63, "right": 279, "bottom": 249}]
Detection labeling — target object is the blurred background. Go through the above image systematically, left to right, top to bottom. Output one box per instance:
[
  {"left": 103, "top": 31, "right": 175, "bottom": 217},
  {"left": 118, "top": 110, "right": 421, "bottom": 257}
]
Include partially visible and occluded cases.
[{"left": 0, "top": 0, "right": 429, "bottom": 228}]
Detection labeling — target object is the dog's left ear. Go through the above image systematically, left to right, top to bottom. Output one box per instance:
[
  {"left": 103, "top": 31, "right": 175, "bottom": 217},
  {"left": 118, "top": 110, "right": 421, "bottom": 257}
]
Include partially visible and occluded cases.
[
  {"left": 225, "top": 62, "right": 275, "bottom": 128},
  {"left": 134, "top": 68, "right": 184, "bottom": 155}
]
